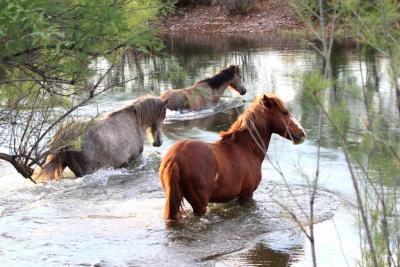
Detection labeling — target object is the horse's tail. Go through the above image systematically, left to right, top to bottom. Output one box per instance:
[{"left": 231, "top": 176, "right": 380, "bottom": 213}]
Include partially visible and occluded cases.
[
  {"left": 32, "top": 153, "right": 65, "bottom": 183},
  {"left": 160, "top": 160, "right": 184, "bottom": 220}
]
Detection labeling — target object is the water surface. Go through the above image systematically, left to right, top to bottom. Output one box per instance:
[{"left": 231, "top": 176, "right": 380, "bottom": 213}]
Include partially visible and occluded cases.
[{"left": 1, "top": 33, "right": 395, "bottom": 266}]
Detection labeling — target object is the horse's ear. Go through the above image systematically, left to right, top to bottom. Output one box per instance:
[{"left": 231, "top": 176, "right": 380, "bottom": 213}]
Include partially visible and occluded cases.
[
  {"left": 228, "top": 65, "right": 239, "bottom": 73},
  {"left": 263, "top": 95, "right": 273, "bottom": 108}
]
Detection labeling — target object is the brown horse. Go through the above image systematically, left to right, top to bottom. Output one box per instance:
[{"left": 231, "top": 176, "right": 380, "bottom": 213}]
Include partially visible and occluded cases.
[
  {"left": 160, "top": 65, "right": 246, "bottom": 111},
  {"left": 159, "top": 93, "right": 306, "bottom": 220}
]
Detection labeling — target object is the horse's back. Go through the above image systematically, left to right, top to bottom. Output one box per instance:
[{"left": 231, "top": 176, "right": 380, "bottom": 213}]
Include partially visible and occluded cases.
[
  {"left": 160, "top": 84, "right": 213, "bottom": 111},
  {"left": 160, "top": 89, "right": 188, "bottom": 111},
  {"left": 162, "top": 140, "right": 216, "bottom": 171}
]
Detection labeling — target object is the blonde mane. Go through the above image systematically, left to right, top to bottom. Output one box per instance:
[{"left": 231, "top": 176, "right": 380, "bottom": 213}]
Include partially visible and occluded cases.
[
  {"left": 220, "top": 93, "right": 288, "bottom": 139},
  {"left": 110, "top": 96, "right": 166, "bottom": 125}
]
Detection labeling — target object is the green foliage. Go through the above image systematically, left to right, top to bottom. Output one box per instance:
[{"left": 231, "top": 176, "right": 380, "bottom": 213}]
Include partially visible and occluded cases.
[
  {"left": 0, "top": 0, "right": 173, "bottom": 178},
  {"left": 0, "top": 0, "right": 168, "bottom": 84},
  {"left": 0, "top": 0, "right": 171, "bottom": 111},
  {"left": 290, "top": 0, "right": 340, "bottom": 28},
  {"left": 342, "top": 0, "right": 400, "bottom": 81},
  {"left": 295, "top": 1, "right": 400, "bottom": 265},
  {"left": 157, "top": 57, "right": 187, "bottom": 84},
  {"left": 302, "top": 70, "right": 330, "bottom": 98},
  {"left": 328, "top": 100, "right": 349, "bottom": 134},
  {"left": 49, "top": 119, "right": 96, "bottom": 151}
]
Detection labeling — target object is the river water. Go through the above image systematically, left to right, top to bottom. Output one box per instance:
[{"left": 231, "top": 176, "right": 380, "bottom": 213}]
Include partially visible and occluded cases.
[{"left": 0, "top": 33, "right": 396, "bottom": 266}]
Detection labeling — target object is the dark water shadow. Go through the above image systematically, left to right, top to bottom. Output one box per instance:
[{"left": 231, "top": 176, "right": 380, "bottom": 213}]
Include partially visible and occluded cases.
[{"left": 215, "top": 242, "right": 303, "bottom": 266}]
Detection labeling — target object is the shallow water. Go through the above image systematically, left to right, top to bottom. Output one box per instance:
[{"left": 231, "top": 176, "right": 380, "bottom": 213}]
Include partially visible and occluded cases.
[
  {"left": 0, "top": 33, "right": 395, "bottom": 266},
  {"left": 0, "top": 156, "right": 339, "bottom": 266}
]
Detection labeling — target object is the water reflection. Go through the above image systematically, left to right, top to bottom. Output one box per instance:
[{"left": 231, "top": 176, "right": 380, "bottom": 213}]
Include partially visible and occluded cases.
[
  {"left": 165, "top": 105, "right": 243, "bottom": 134},
  {"left": 217, "top": 243, "right": 299, "bottom": 267}
]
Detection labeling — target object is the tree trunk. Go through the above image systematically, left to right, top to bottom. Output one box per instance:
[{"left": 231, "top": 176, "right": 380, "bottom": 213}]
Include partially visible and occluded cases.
[{"left": 0, "top": 153, "right": 35, "bottom": 182}]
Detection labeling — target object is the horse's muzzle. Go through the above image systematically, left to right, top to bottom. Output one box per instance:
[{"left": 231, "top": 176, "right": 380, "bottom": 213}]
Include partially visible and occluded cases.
[
  {"left": 292, "top": 131, "right": 306, "bottom": 145},
  {"left": 153, "top": 140, "right": 162, "bottom": 147}
]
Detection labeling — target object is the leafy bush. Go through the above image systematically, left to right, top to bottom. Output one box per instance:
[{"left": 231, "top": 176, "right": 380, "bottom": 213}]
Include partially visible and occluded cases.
[
  {"left": 0, "top": 0, "right": 167, "bottom": 179},
  {"left": 222, "top": 0, "right": 256, "bottom": 14}
]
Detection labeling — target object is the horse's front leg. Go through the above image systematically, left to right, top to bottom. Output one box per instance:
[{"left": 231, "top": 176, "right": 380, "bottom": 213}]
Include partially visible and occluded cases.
[
  {"left": 64, "top": 151, "right": 87, "bottom": 177},
  {"left": 238, "top": 175, "right": 261, "bottom": 204}
]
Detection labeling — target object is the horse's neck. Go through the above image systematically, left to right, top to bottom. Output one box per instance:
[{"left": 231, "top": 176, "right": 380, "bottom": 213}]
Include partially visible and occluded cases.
[
  {"left": 195, "top": 80, "right": 231, "bottom": 100},
  {"left": 212, "top": 81, "right": 231, "bottom": 98},
  {"left": 109, "top": 111, "right": 148, "bottom": 131},
  {"left": 229, "top": 126, "right": 272, "bottom": 161}
]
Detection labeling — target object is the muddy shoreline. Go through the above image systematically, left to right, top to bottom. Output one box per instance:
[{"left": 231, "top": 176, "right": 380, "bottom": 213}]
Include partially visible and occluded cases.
[{"left": 158, "top": 0, "right": 305, "bottom": 34}]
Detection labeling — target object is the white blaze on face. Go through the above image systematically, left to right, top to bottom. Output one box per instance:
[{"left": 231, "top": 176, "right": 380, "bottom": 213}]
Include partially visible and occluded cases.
[
  {"left": 290, "top": 114, "right": 306, "bottom": 144},
  {"left": 291, "top": 114, "right": 304, "bottom": 132},
  {"left": 147, "top": 127, "right": 155, "bottom": 144}
]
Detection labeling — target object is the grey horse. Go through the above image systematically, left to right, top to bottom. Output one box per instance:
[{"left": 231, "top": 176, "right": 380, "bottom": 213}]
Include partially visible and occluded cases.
[{"left": 33, "top": 96, "right": 168, "bottom": 182}]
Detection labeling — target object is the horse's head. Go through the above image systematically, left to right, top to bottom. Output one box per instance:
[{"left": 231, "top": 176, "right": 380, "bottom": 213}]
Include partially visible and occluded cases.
[
  {"left": 227, "top": 65, "right": 246, "bottom": 95},
  {"left": 262, "top": 94, "right": 305, "bottom": 145},
  {"left": 131, "top": 97, "right": 168, "bottom": 147},
  {"left": 146, "top": 99, "right": 168, "bottom": 147}
]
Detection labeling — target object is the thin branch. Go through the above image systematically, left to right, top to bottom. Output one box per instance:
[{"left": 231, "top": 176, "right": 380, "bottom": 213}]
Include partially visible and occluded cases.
[
  {"left": 27, "top": 63, "right": 118, "bottom": 159},
  {"left": 315, "top": 95, "right": 379, "bottom": 267},
  {"left": 274, "top": 199, "right": 312, "bottom": 240}
]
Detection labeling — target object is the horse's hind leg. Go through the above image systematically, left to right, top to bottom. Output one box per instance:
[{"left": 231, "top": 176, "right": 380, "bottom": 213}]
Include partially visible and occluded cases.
[
  {"left": 184, "top": 186, "right": 208, "bottom": 217},
  {"left": 187, "top": 197, "right": 207, "bottom": 217},
  {"left": 193, "top": 204, "right": 207, "bottom": 217}
]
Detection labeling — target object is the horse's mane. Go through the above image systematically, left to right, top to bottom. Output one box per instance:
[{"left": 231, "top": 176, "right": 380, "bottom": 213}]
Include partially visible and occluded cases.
[
  {"left": 198, "top": 65, "right": 239, "bottom": 89},
  {"left": 220, "top": 93, "right": 287, "bottom": 139},
  {"left": 111, "top": 95, "right": 165, "bottom": 124},
  {"left": 49, "top": 96, "right": 165, "bottom": 151}
]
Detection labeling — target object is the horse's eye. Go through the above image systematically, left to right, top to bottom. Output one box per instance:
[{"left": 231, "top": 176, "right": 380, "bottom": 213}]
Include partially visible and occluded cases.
[{"left": 283, "top": 111, "right": 289, "bottom": 115}]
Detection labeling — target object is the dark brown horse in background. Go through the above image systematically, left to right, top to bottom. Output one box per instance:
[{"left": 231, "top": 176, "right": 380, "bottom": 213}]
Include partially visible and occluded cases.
[
  {"left": 160, "top": 65, "right": 246, "bottom": 111},
  {"left": 159, "top": 93, "right": 306, "bottom": 220}
]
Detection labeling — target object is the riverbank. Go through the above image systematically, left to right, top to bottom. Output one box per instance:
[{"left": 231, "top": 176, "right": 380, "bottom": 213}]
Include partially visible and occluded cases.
[{"left": 158, "top": 0, "right": 304, "bottom": 34}]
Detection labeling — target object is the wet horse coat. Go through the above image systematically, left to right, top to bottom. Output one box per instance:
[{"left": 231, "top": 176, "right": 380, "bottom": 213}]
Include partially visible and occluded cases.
[
  {"left": 160, "top": 65, "right": 246, "bottom": 111},
  {"left": 159, "top": 94, "right": 306, "bottom": 220},
  {"left": 33, "top": 96, "right": 168, "bottom": 182}
]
